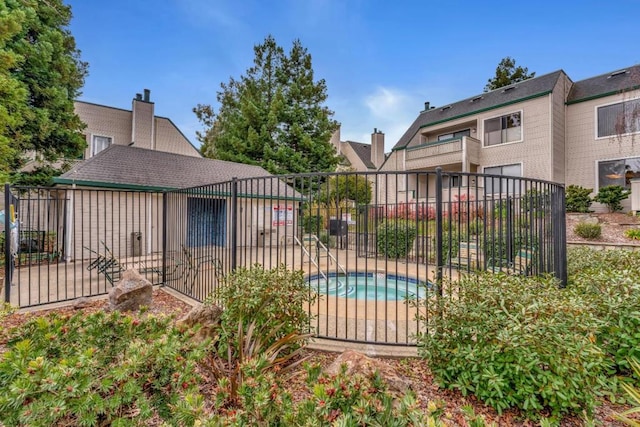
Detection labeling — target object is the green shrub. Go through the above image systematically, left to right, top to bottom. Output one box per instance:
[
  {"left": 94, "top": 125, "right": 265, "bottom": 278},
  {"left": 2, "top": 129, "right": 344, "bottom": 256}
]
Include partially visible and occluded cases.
[
  {"left": 566, "top": 185, "right": 593, "bottom": 213},
  {"left": 594, "top": 185, "right": 630, "bottom": 212},
  {"left": 522, "top": 188, "right": 550, "bottom": 213},
  {"left": 301, "top": 214, "right": 323, "bottom": 234},
  {"left": 376, "top": 219, "right": 417, "bottom": 258},
  {"left": 574, "top": 222, "right": 602, "bottom": 239},
  {"left": 625, "top": 228, "right": 640, "bottom": 240},
  {"left": 318, "top": 230, "right": 336, "bottom": 248},
  {"left": 568, "top": 248, "right": 640, "bottom": 379},
  {"left": 212, "top": 265, "right": 316, "bottom": 356},
  {"left": 418, "top": 273, "right": 608, "bottom": 420},
  {"left": 0, "top": 311, "right": 206, "bottom": 426},
  {"left": 293, "top": 366, "right": 437, "bottom": 426}
]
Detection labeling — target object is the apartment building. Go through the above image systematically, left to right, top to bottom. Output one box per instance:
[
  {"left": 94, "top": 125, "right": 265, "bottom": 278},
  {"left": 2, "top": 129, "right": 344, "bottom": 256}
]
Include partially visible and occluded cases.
[{"left": 380, "top": 65, "right": 640, "bottom": 210}]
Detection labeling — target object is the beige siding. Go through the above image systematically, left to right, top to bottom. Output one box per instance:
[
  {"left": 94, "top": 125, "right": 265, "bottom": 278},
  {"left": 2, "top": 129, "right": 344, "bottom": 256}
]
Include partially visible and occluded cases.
[
  {"left": 566, "top": 89, "right": 640, "bottom": 211},
  {"left": 477, "top": 95, "right": 553, "bottom": 181},
  {"left": 132, "top": 100, "right": 154, "bottom": 150},
  {"left": 74, "top": 101, "right": 200, "bottom": 159},
  {"left": 75, "top": 102, "right": 132, "bottom": 157},
  {"left": 154, "top": 118, "right": 200, "bottom": 157},
  {"left": 338, "top": 142, "right": 370, "bottom": 172},
  {"left": 66, "top": 189, "right": 163, "bottom": 261}
]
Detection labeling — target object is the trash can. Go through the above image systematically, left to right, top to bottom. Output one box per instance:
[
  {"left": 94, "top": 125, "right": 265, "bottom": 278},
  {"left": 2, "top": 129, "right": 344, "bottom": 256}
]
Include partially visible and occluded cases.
[{"left": 131, "top": 231, "right": 143, "bottom": 256}]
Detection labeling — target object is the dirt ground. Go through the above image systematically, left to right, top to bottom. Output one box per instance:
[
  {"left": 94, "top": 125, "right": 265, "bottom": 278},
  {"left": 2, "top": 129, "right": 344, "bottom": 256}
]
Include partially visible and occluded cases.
[{"left": 566, "top": 212, "right": 640, "bottom": 244}]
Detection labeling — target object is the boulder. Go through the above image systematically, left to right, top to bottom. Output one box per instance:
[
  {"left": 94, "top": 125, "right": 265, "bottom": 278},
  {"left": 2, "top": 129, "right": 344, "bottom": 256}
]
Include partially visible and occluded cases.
[
  {"left": 108, "top": 269, "right": 152, "bottom": 312},
  {"left": 72, "top": 297, "right": 92, "bottom": 310},
  {"left": 176, "top": 303, "right": 223, "bottom": 342},
  {"left": 323, "top": 350, "right": 411, "bottom": 395}
]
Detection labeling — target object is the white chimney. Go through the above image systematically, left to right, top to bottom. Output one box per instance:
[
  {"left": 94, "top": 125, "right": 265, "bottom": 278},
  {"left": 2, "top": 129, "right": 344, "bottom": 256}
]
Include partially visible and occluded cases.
[{"left": 330, "top": 125, "right": 341, "bottom": 154}]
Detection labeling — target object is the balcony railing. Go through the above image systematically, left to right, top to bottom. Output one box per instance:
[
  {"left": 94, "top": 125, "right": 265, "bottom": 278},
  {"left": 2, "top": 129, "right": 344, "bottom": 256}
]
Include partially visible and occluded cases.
[{"left": 405, "top": 136, "right": 480, "bottom": 170}]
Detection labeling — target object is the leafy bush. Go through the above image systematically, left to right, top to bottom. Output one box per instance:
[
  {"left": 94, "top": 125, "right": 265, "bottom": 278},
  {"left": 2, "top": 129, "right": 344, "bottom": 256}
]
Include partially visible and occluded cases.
[
  {"left": 566, "top": 185, "right": 593, "bottom": 213},
  {"left": 594, "top": 185, "right": 630, "bottom": 212},
  {"left": 521, "top": 189, "right": 550, "bottom": 213},
  {"left": 301, "top": 214, "right": 323, "bottom": 233},
  {"left": 376, "top": 219, "right": 417, "bottom": 258},
  {"left": 573, "top": 222, "right": 602, "bottom": 239},
  {"left": 574, "top": 222, "right": 602, "bottom": 239},
  {"left": 625, "top": 228, "right": 640, "bottom": 240},
  {"left": 318, "top": 230, "right": 336, "bottom": 248},
  {"left": 568, "top": 248, "right": 640, "bottom": 379},
  {"left": 212, "top": 265, "right": 316, "bottom": 356},
  {"left": 418, "top": 273, "right": 608, "bottom": 419},
  {"left": 0, "top": 311, "right": 206, "bottom": 426},
  {"left": 186, "top": 363, "right": 441, "bottom": 426},
  {"left": 293, "top": 366, "right": 436, "bottom": 426}
]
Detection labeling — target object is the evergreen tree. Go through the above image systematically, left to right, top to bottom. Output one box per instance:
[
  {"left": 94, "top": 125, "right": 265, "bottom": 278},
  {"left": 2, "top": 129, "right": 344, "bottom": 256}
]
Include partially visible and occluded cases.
[
  {"left": 1, "top": 0, "right": 88, "bottom": 185},
  {"left": 195, "top": 35, "right": 339, "bottom": 175},
  {"left": 484, "top": 57, "right": 535, "bottom": 92}
]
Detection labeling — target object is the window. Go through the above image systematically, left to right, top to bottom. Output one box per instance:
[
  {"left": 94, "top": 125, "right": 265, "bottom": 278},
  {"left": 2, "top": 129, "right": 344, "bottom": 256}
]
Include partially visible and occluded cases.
[
  {"left": 597, "top": 99, "right": 640, "bottom": 138},
  {"left": 484, "top": 112, "right": 522, "bottom": 146},
  {"left": 437, "top": 129, "right": 471, "bottom": 142},
  {"left": 91, "top": 135, "right": 112, "bottom": 156},
  {"left": 598, "top": 157, "right": 640, "bottom": 189},
  {"left": 484, "top": 163, "right": 522, "bottom": 194},
  {"left": 443, "top": 174, "right": 461, "bottom": 188}
]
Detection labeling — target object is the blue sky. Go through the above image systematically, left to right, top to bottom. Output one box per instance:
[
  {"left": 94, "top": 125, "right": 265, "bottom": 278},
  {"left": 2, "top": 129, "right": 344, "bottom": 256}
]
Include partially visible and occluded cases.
[{"left": 67, "top": 0, "right": 640, "bottom": 153}]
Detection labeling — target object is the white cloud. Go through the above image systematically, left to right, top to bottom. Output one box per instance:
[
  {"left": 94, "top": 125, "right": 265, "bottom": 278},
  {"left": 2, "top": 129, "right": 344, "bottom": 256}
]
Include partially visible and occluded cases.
[{"left": 336, "top": 86, "right": 418, "bottom": 153}]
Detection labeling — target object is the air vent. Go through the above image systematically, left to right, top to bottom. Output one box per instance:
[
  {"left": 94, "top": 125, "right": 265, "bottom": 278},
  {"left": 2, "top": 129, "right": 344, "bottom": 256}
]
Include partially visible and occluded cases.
[
  {"left": 608, "top": 69, "right": 628, "bottom": 78},
  {"left": 502, "top": 86, "right": 516, "bottom": 92},
  {"left": 470, "top": 96, "right": 483, "bottom": 102},
  {"left": 441, "top": 105, "right": 451, "bottom": 111}
]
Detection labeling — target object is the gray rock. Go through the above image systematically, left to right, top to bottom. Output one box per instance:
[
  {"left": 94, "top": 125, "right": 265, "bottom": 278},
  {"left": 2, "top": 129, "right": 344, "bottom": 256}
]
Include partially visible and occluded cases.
[
  {"left": 108, "top": 269, "right": 152, "bottom": 312},
  {"left": 72, "top": 297, "right": 91, "bottom": 310},
  {"left": 176, "top": 303, "right": 223, "bottom": 343},
  {"left": 324, "top": 349, "right": 411, "bottom": 395}
]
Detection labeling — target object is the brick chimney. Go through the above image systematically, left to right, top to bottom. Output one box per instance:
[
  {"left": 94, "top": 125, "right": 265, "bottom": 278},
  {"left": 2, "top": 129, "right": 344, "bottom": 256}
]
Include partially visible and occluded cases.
[
  {"left": 131, "top": 89, "right": 155, "bottom": 150},
  {"left": 371, "top": 128, "right": 384, "bottom": 169}
]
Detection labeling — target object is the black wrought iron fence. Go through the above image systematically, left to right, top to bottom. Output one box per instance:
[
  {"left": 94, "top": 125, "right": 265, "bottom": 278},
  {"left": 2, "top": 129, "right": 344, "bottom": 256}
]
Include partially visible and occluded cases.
[{"left": 3, "top": 169, "right": 567, "bottom": 345}]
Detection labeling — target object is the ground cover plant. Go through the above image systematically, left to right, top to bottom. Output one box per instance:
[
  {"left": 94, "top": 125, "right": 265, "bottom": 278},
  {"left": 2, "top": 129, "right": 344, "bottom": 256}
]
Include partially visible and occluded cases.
[{"left": 0, "top": 310, "right": 207, "bottom": 426}]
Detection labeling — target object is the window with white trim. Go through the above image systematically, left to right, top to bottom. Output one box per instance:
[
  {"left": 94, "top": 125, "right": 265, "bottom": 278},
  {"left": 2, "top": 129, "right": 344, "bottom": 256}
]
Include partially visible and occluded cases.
[
  {"left": 597, "top": 99, "right": 640, "bottom": 138},
  {"left": 484, "top": 112, "right": 521, "bottom": 146},
  {"left": 91, "top": 135, "right": 112, "bottom": 156},
  {"left": 598, "top": 157, "right": 640, "bottom": 189},
  {"left": 484, "top": 163, "right": 522, "bottom": 194}
]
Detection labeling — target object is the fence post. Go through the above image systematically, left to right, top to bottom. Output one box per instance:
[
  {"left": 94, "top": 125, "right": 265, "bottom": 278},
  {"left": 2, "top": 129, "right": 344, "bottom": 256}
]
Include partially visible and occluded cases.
[
  {"left": 435, "top": 168, "right": 443, "bottom": 296},
  {"left": 231, "top": 177, "right": 238, "bottom": 271},
  {"left": 4, "top": 184, "right": 11, "bottom": 303},
  {"left": 552, "top": 186, "right": 568, "bottom": 287},
  {"left": 161, "top": 191, "right": 167, "bottom": 286}
]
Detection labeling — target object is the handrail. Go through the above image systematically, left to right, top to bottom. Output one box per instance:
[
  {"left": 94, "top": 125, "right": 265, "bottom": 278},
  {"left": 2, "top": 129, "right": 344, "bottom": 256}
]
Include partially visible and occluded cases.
[
  {"left": 308, "top": 234, "right": 348, "bottom": 277},
  {"left": 293, "top": 235, "right": 328, "bottom": 282}
]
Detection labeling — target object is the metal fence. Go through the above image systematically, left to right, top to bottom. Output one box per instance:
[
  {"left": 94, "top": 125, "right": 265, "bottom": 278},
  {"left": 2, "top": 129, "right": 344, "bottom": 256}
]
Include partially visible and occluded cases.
[{"left": 3, "top": 169, "right": 567, "bottom": 345}]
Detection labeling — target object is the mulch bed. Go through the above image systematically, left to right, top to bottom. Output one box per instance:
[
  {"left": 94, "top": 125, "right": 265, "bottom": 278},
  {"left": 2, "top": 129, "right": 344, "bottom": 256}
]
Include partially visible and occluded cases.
[{"left": 1, "top": 288, "right": 633, "bottom": 426}]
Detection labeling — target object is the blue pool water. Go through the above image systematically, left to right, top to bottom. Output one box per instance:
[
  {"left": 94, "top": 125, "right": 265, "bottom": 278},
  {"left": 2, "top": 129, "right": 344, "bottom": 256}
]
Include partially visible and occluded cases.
[{"left": 308, "top": 272, "right": 430, "bottom": 301}]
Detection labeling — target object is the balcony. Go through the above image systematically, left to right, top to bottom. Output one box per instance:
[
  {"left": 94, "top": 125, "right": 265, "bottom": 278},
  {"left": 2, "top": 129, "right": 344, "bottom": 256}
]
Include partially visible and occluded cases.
[{"left": 405, "top": 136, "right": 480, "bottom": 170}]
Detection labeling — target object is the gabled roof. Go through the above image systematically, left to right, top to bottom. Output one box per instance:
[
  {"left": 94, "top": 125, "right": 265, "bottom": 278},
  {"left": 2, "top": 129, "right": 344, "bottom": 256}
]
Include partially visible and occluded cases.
[
  {"left": 567, "top": 64, "right": 640, "bottom": 104},
  {"left": 392, "top": 70, "right": 565, "bottom": 150},
  {"left": 344, "top": 141, "right": 376, "bottom": 169},
  {"left": 54, "top": 145, "right": 302, "bottom": 199}
]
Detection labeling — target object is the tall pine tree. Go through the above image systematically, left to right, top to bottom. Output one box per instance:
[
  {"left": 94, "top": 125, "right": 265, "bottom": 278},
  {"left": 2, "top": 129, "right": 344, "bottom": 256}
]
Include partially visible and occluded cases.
[
  {"left": 1, "top": 0, "right": 88, "bottom": 185},
  {"left": 195, "top": 35, "right": 339, "bottom": 175},
  {"left": 484, "top": 57, "right": 535, "bottom": 92}
]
